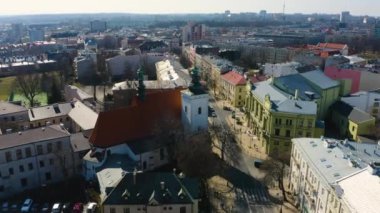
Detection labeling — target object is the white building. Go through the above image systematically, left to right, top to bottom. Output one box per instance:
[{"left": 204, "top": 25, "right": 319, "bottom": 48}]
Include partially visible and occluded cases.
[
  {"left": 263, "top": 62, "right": 299, "bottom": 77},
  {"left": 181, "top": 89, "right": 208, "bottom": 134},
  {"left": 340, "top": 90, "right": 380, "bottom": 120},
  {"left": 0, "top": 125, "right": 77, "bottom": 199},
  {"left": 289, "top": 137, "right": 380, "bottom": 213}
]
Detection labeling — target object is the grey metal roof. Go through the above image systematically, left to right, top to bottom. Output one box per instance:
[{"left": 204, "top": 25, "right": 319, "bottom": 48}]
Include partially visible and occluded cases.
[
  {"left": 301, "top": 70, "right": 339, "bottom": 89},
  {"left": 273, "top": 74, "right": 321, "bottom": 101},
  {"left": 252, "top": 81, "right": 317, "bottom": 115},
  {"left": 0, "top": 101, "right": 27, "bottom": 115},
  {"left": 68, "top": 101, "right": 98, "bottom": 131},
  {"left": 331, "top": 101, "right": 374, "bottom": 123},
  {"left": 29, "top": 103, "right": 74, "bottom": 121},
  {"left": 0, "top": 125, "right": 70, "bottom": 149},
  {"left": 70, "top": 133, "right": 91, "bottom": 152},
  {"left": 293, "top": 138, "right": 380, "bottom": 185}
]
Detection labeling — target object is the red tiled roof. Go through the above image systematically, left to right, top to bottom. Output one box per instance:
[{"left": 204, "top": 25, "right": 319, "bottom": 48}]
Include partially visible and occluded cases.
[
  {"left": 316, "top": 43, "right": 347, "bottom": 50},
  {"left": 221, "top": 71, "right": 246, "bottom": 86},
  {"left": 89, "top": 89, "right": 182, "bottom": 148}
]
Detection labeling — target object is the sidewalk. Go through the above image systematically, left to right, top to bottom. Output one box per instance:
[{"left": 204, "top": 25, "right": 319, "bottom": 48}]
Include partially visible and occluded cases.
[{"left": 213, "top": 98, "right": 268, "bottom": 160}]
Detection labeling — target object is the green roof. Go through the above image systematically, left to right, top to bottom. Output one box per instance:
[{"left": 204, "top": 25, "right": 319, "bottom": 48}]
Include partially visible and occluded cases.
[{"left": 103, "top": 172, "right": 200, "bottom": 205}]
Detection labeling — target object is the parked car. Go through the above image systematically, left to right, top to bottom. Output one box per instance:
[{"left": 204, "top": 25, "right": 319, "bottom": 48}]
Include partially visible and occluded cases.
[
  {"left": 223, "top": 106, "right": 231, "bottom": 111},
  {"left": 20, "top": 199, "right": 33, "bottom": 212},
  {"left": 1, "top": 202, "right": 9, "bottom": 212},
  {"left": 10, "top": 202, "right": 19, "bottom": 212},
  {"left": 72, "top": 202, "right": 83, "bottom": 213},
  {"left": 87, "top": 202, "right": 97, "bottom": 213},
  {"left": 40, "top": 203, "right": 50, "bottom": 212},
  {"left": 51, "top": 203, "right": 62, "bottom": 213},
  {"left": 62, "top": 203, "right": 72, "bottom": 213}
]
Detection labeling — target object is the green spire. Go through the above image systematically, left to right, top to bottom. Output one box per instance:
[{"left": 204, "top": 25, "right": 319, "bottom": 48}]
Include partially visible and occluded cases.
[
  {"left": 137, "top": 66, "right": 145, "bottom": 101},
  {"left": 189, "top": 67, "right": 203, "bottom": 94}
]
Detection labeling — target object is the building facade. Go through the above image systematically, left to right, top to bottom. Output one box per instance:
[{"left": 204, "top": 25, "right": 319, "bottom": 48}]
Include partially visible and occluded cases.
[
  {"left": 220, "top": 71, "right": 246, "bottom": 107},
  {"left": 0, "top": 125, "right": 77, "bottom": 199}
]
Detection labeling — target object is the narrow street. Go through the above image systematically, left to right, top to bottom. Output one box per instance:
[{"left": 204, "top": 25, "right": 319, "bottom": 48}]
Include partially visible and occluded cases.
[{"left": 208, "top": 94, "right": 278, "bottom": 213}]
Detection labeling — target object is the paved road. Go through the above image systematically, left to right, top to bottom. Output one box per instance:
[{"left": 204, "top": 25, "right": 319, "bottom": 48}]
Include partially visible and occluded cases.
[{"left": 208, "top": 95, "right": 274, "bottom": 213}]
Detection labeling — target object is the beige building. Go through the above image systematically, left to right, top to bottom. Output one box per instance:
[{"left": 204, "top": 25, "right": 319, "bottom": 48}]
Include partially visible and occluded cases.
[
  {"left": 220, "top": 71, "right": 247, "bottom": 107},
  {"left": 289, "top": 137, "right": 380, "bottom": 213}
]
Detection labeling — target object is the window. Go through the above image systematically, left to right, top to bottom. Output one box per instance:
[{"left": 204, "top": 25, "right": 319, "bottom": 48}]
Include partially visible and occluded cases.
[
  {"left": 239, "top": 88, "right": 242, "bottom": 92},
  {"left": 239, "top": 95, "right": 241, "bottom": 100},
  {"left": 374, "top": 102, "right": 380, "bottom": 107},
  {"left": 185, "top": 106, "right": 187, "bottom": 113},
  {"left": 198, "top": 107, "right": 202, "bottom": 114},
  {"left": 373, "top": 109, "right": 379, "bottom": 114},
  {"left": 11, "top": 116, "right": 15, "bottom": 121},
  {"left": 66, "top": 117, "right": 70, "bottom": 121},
  {"left": 60, "top": 118, "right": 63, "bottom": 122},
  {"left": 275, "top": 118, "right": 282, "bottom": 125},
  {"left": 286, "top": 119, "right": 292, "bottom": 126},
  {"left": 298, "top": 120, "right": 303, "bottom": 127},
  {"left": 307, "top": 120, "right": 313, "bottom": 128},
  {"left": 275, "top": 129, "right": 280, "bottom": 136},
  {"left": 286, "top": 130, "right": 291, "bottom": 137},
  {"left": 297, "top": 131, "right": 303, "bottom": 137},
  {"left": 306, "top": 132, "right": 312, "bottom": 137},
  {"left": 274, "top": 140, "right": 280, "bottom": 145},
  {"left": 56, "top": 141, "right": 62, "bottom": 151},
  {"left": 285, "top": 142, "right": 290, "bottom": 146},
  {"left": 47, "top": 143, "right": 53, "bottom": 153},
  {"left": 37, "top": 145, "right": 43, "bottom": 155},
  {"left": 25, "top": 147, "right": 32, "bottom": 158},
  {"left": 160, "top": 148, "right": 165, "bottom": 161},
  {"left": 16, "top": 149, "right": 22, "bottom": 160},
  {"left": 5, "top": 151, "right": 12, "bottom": 162},
  {"left": 49, "top": 158, "right": 54, "bottom": 165},
  {"left": 39, "top": 160, "right": 45, "bottom": 168},
  {"left": 28, "top": 163, "right": 33, "bottom": 171},
  {"left": 19, "top": 165, "right": 24, "bottom": 172},
  {"left": 9, "top": 168, "right": 13, "bottom": 175},
  {"left": 45, "top": 172, "right": 51, "bottom": 181},
  {"left": 0, "top": 186, "right": 3, "bottom": 192},
  {"left": 180, "top": 206, "right": 187, "bottom": 213},
  {"left": 169, "top": 207, "right": 173, "bottom": 210},
  {"left": 110, "top": 208, "right": 116, "bottom": 213},
  {"left": 123, "top": 208, "right": 130, "bottom": 213}
]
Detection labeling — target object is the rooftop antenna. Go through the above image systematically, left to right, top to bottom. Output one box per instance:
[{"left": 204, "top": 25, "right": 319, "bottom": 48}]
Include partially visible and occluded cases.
[{"left": 282, "top": 0, "right": 286, "bottom": 21}]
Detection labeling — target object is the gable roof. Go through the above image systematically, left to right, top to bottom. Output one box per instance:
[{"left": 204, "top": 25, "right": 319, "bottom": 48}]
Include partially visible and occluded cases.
[
  {"left": 301, "top": 70, "right": 339, "bottom": 89},
  {"left": 221, "top": 71, "right": 246, "bottom": 86},
  {"left": 89, "top": 89, "right": 182, "bottom": 148},
  {"left": 68, "top": 100, "right": 98, "bottom": 131},
  {"left": 0, "top": 101, "right": 28, "bottom": 115},
  {"left": 331, "top": 101, "right": 374, "bottom": 123},
  {"left": 29, "top": 103, "right": 74, "bottom": 121},
  {"left": 103, "top": 172, "right": 199, "bottom": 205}
]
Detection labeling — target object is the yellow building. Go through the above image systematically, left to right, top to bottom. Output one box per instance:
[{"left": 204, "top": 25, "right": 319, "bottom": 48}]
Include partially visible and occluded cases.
[
  {"left": 220, "top": 71, "right": 246, "bottom": 107},
  {"left": 245, "top": 80, "right": 322, "bottom": 155},
  {"left": 331, "top": 101, "right": 376, "bottom": 141}
]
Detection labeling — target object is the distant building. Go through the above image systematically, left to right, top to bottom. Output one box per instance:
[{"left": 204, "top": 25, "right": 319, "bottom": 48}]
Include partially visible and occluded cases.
[
  {"left": 259, "top": 10, "right": 267, "bottom": 19},
  {"left": 340, "top": 11, "right": 350, "bottom": 23},
  {"left": 90, "top": 20, "right": 107, "bottom": 32},
  {"left": 9, "top": 23, "right": 24, "bottom": 43},
  {"left": 182, "top": 23, "right": 206, "bottom": 43},
  {"left": 28, "top": 29, "right": 45, "bottom": 42},
  {"left": 307, "top": 43, "right": 349, "bottom": 57},
  {"left": 74, "top": 49, "right": 97, "bottom": 82},
  {"left": 263, "top": 62, "right": 300, "bottom": 77},
  {"left": 289, "top": 137, "right": 380, "bottom": 213},
  {"left": 102, "top": 172, "right": 200, "bottom": 213}
]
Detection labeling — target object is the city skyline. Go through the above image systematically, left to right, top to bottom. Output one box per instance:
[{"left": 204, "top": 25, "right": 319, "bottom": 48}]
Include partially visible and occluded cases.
[{"left": 1, "top": 0, "right": 379, "bottom": 17}]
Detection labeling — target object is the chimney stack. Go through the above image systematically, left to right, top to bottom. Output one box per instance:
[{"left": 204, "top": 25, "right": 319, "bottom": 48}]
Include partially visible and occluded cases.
[
  {"left": 294, "top": 89, "right": 299, "bottom": 100},
  {"left": 133, "top": 168, "right": 137, "bottom": 185},
  {"left": 160, "top": 181, "right": 165, "bottom": 190}
]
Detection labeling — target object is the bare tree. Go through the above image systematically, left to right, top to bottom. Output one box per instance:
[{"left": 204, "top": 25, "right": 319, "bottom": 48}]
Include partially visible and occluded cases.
[
  {"left": 15, "top": 73, "right": 42, "bottom": 107},
  {"left": 175, "top": 132, "right": 224, "bottom": 178},
  {"left": 261, "top": 153, "right": 290, "bottom": 202}
]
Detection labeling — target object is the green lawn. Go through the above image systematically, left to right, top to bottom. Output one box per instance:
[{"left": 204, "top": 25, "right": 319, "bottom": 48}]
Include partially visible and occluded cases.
[
  {"left": 0, "top": 76, "right": 16, "bottom": 101},
  {"left": 11, "top": 92, "right": 48, "bottom": 107}
]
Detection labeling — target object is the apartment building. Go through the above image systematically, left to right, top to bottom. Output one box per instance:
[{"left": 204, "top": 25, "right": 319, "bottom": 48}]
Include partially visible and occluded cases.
[
  {"left": 220, "top": 71, "right": 246, "bottom": 107},
  {"left": 245, "top": 80, "right": 322, "bottom": 155},
  {"left": 28, "top": 102, "right": 74, "bottom": 129},
  {"left": 0, "top": 125, "right": 76, "bottom": 199},
  {"left": 289, "top": 137, "right": 380, "bottom": 213}
]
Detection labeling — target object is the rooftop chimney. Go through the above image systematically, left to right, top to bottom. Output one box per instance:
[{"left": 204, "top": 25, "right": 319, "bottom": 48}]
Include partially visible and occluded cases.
[
  {"left": 295, "top": 89, "right": 299, "bottom": 100},
  {"left": 133, "top": 168, "right": 137, "bottom": 185},
  {"left": 160, "top": 181, "right": 165, "bottom": 190}
]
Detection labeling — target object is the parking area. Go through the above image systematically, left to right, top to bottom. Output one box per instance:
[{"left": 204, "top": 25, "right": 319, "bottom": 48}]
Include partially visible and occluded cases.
[{"left": 0, "top": 177, "right": 100, "bottom": 213}]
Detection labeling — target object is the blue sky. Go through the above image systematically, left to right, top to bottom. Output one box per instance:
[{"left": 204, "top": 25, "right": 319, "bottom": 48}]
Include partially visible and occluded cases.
[{"left": 1, "top": 0, "right": 379, "bottom": 16}]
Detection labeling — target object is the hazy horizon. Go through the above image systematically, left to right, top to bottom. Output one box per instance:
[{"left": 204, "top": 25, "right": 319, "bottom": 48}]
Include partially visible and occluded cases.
[{"left": 1, "top": 0, "right": 379, "bottom": 17}]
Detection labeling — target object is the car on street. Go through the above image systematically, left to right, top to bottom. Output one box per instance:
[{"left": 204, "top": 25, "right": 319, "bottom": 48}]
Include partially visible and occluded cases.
[
  {"left": 223, "top": 106, "right": 231, "bottom": 111},
  {"left": 20, "top": 199, "right": 33, "bottom": 212},
  {"left": 73, "top": 202, "right": 84, "bottom": 213},
  {"left": 87, "top": 202, "right": 98, "bottom": 213},
  {"left": 40, "top": 203, "right": 50, "bottom": 212},
  {"left": 51, "top": 203, "right": 62, "bottom": 213},
  {"left": 62, "top": 203, "right": 72, "bottom": 213}
]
